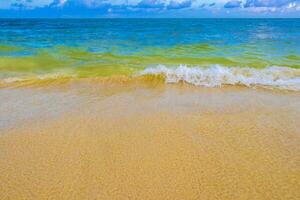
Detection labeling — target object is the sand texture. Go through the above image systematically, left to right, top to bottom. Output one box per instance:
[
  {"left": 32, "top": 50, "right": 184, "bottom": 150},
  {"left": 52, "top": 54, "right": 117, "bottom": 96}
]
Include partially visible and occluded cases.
[{"left": 0, "top": 81, "right": 300, "bottom": 199}]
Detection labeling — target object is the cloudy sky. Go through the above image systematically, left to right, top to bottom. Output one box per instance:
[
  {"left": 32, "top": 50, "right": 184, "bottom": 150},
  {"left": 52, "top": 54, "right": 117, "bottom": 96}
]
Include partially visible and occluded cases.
[{"left": 0, "top": 0, "right": 299, "bottom": 17}]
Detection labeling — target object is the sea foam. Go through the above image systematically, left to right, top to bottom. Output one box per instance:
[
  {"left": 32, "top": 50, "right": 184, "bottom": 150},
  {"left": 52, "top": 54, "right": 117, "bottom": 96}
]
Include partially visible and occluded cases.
[{"left": 140, "top": 65, "right": 300, "bottom": 91}]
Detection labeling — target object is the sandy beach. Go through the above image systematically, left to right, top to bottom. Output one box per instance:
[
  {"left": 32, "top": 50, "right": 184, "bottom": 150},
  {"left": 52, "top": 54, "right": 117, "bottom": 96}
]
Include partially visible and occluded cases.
[{"left": 0, "top": 79, "right": 299, "bottom": 199}]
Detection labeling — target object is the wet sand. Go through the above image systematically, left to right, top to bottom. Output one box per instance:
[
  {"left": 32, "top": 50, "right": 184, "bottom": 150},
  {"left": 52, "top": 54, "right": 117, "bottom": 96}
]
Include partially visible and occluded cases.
[{"left": 0, "top": 80, "right": 300, "bottom": 199}]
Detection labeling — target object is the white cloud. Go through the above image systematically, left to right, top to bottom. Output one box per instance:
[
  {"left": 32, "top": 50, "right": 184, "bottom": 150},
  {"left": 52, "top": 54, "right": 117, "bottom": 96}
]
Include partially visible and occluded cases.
[
  {"left": 0, "top": 0, "right": 237, "bottom": 9},
  {"left": 1, "top": 0, "right": 300, "bottom": 14},
  {"left": 56, "top": 0, "right": 68, "bottom": 6},
  {"left": 287, "top": 2, "right": 300, "bottom": 10}
]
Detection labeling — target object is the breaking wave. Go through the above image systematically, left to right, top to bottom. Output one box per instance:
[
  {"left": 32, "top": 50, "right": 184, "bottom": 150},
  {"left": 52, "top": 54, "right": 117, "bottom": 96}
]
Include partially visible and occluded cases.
[
  {"left": 1, "top": 65, "right": 300, "bottom": 91},
  {"left": 139, "top": 65, "right": 300, "bottom": 91}
]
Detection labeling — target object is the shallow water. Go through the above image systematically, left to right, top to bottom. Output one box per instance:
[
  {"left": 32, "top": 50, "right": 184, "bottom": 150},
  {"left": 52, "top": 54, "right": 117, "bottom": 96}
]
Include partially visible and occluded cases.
[{"left": 0, "top": 19, "right": 300, "bottom": 90}]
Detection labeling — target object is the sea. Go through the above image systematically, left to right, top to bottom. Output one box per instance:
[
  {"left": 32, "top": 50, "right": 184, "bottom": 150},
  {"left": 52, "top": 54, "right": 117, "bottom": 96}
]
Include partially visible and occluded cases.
[{"left": 0, "top": 18, "right": 300, "bottom": 90}]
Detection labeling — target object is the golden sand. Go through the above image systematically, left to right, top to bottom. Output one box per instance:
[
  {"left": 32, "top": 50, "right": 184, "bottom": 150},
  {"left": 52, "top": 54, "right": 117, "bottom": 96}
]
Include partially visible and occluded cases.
[{"left": 0, "top": 81, "right": 300, "bottom": 199}]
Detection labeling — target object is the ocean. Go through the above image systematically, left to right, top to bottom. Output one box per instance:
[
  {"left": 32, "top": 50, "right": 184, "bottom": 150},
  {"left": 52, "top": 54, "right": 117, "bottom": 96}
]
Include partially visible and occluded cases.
[{"left": 0, "top": 18, "right": 300, "bottom": 90}]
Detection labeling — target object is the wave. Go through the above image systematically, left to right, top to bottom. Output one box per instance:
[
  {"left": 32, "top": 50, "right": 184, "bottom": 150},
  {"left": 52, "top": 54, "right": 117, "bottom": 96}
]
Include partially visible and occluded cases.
[
  {"left": 1, "top": 65, "right": 300, "bottom": 91},
  {"left": 139, "top": 65, "right": 300, "bottom": 91},
  {"left": 0, "top": 73, "right": 76, "bottom": 84}
]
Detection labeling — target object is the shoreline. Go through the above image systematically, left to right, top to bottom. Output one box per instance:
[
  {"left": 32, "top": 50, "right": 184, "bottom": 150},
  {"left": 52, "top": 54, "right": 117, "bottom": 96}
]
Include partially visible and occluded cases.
[{"left": 1, "top": 78, "right": 299, "bottom": 130}]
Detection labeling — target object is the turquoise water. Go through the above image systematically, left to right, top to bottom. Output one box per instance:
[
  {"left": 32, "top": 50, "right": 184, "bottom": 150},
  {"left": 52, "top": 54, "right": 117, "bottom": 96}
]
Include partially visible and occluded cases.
[{"left": 0, "top": 19, "right": 300, "bottom": 90}]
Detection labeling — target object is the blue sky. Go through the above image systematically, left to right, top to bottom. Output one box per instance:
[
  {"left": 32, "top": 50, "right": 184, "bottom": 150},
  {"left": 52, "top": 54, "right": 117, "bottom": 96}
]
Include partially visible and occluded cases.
[{"left": 0, "top": 0, "right": 299, "bottom": 17}]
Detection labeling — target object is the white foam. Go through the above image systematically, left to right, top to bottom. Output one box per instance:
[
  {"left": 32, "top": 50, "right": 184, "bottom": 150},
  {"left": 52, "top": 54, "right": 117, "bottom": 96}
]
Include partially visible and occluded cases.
[
  {"left": 140, "top": 65, "right": 300, "bottom": 91},
  {"left": 1, "top": 73, "right": 76, "bottom": 83}
]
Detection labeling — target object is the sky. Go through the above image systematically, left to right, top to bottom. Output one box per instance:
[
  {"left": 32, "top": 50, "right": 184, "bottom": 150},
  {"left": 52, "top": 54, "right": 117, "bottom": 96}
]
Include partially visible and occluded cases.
[{"left": 0, "top": 0, "right": 299, "bottom": 18}]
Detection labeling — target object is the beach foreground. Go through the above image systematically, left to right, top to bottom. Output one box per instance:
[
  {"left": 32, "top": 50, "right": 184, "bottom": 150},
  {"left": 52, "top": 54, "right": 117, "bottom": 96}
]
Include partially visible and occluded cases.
[{"left": 0, "top": 80, "right": 299, "bottom": 199}]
